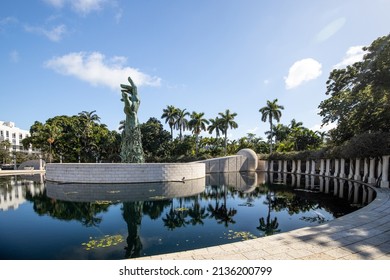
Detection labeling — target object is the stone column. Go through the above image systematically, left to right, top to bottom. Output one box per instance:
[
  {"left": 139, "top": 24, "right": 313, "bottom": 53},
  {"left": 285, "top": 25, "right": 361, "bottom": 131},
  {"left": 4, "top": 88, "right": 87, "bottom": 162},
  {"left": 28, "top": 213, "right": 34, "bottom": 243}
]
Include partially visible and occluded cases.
[
  {"left": 39, "top": 155, "right": 43, "bottom": 171},
  {"left": 380, "top": 155, "right": 389, "bottom": 188},
  {"left": 340, "top": 158, "right": 346, "bottom": 178},
  {"left": 354, "top": 158, "right": 361, "bottom": 181},
  {"left": 363, "top": 158, "right": 369, "bottom": 182},
  {"left": 368, "top": 158, "right": 376, "bottom": 184},
  {"left": 319, "top": 159, "right": 325, "bottom": 176},
  {"left": 325, "top": 159, "right": 331, "bottom": 176},
  {"left": 334, "top": 159, "right": 339, "bottom": 177},
  {"left": 348, "top": 159, "right": 354, "bottom": 179},
  {"left": 269, "top": 160, "right": 274, "bottom": 172},
  {"left": 278, "top": 160, "right": 282, "bottom": 173},
  {"left": 283, "top": 160, "right": 288, "bottom": 173},
  {"left": 291, "top": 160, "right": 296, "bottom": 173},
  {"left": 297, "top": 160, "right": 302, "bottom": 173},
  {"left": 305, "top": 160, "right": 310, "bottom": 175},
  {"left": 311, "top": 160, "right": 316, "bottom": 175},
  {"left": 377, "top": 160, "right": 382, "bottom": 184}
]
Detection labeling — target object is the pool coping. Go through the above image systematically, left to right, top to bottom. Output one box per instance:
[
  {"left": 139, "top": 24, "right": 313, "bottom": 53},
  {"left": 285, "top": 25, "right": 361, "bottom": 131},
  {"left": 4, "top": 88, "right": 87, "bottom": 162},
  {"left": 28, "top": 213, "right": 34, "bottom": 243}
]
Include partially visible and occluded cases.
[{"left": 136, "top": 180, "right": 390, "bottom": 260}]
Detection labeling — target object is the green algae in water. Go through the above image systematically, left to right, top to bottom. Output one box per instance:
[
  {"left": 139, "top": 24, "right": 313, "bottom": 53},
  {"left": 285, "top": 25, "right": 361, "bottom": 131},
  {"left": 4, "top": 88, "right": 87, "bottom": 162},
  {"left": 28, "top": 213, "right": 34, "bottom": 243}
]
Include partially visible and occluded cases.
[{"left": 82, "top": 234, "right": 124, "bottom": 250}]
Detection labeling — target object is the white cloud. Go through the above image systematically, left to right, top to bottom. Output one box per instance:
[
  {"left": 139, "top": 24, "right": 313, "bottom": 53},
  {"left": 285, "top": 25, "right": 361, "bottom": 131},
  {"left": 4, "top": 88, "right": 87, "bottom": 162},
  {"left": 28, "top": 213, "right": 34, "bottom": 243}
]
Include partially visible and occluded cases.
[
  {"left": 44, "top": 0, "right": 105, "bottom": 15},
  {"left": 71, "top": 0, "right": 105, "bottom": 15},
  {"left": 316, "top": 17, "right": 346, "bottom": 42},
  {"left": 25, "top": 24, "right": 67, "bottom": 42},
  {"left": 333, "top": 45, "right": 366, "bottom": 69},
  {"left": 45, "top": 52, "right": 162, "bottom": 90},
  {"left": 285, "top": 58, "right": 322, "bottom": 89},
  {"left": 310, "top": 122, "right": 337, "bottom": 132}
]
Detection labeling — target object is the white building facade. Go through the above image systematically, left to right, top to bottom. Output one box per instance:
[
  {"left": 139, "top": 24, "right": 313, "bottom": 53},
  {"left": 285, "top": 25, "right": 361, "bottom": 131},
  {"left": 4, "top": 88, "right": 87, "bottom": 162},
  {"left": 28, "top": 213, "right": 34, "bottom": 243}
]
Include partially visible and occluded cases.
[{"left": 0, "top": 121, "right": 35, "bottom": 153}]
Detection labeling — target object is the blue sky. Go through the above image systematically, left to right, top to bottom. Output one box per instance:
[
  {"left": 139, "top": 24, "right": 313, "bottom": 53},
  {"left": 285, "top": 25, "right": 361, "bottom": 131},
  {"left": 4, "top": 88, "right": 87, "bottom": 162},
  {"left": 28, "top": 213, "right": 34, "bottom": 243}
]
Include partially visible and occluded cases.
[{"left": 1, "top": 0, "right": 390, "bottom": 140}]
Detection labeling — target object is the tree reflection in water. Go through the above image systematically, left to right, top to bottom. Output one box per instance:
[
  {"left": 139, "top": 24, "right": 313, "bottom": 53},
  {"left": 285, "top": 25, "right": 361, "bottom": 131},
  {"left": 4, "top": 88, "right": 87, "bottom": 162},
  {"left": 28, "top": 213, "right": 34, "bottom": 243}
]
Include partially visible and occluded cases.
[{"left": 0, "top": 173, "right": 371, "bottom": 259}]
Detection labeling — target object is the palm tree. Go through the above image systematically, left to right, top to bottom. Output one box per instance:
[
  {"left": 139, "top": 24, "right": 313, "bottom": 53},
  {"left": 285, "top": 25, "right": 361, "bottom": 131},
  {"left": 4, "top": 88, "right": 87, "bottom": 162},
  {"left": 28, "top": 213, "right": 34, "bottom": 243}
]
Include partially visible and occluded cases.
[
  {"left": 259, "top": 99, "right": 284, "bottom": 153},
  {"left": 161, "top": 105, "right": 178, "bottom": 140},
  {"left": 175, "top": 108, "right": 190, "bottom": 141},
  {"left": 218, "top": 109, "right": 238, "bottom": 155},
  {"left": 78, "top": 110, "right": 100, "bottom": 162},
  {"left": 78, "top": 110, "right": 100, "bottom": 128},
  {"left": 188, "top": 111, "right": 210, "bottom": 155},
  {"left": 207, "top": 117, "right": 223, "bottom": 138},
  {"left": 289, "top": 119, "right": 303, "bottom": 130},
  {"left": 44, "top": 123, "right": 62, "bottom": 163},
  {"left": 315, "top": 130, "right": 328, "bottom": 142},
  {"left": 256, "top": 190, "right": 281, "bottom": 236}
]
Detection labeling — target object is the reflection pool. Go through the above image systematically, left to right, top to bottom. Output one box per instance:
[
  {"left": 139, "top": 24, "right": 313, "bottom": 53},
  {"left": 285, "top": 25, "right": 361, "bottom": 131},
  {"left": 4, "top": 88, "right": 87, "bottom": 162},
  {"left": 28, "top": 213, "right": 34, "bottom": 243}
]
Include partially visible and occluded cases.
[{"left": 0, "top": 172, "right": 374, "bottom": 259}]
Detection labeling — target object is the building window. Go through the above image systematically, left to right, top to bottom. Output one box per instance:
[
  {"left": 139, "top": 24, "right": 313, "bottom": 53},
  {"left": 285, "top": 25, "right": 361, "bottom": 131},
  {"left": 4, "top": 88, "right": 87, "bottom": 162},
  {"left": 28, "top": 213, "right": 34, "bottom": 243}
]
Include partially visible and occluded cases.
[
  {"left": 0, "top": 131, "right": 3, "bottom": 137},
  {"left": 6, "top": 131, "right": 9, "bottom": 137},
  {"left": 12, "top": 133, "right": 16, "bottom": 139},
  {"left": 19, "top": 133, "right": 23, "bottom": 140}
]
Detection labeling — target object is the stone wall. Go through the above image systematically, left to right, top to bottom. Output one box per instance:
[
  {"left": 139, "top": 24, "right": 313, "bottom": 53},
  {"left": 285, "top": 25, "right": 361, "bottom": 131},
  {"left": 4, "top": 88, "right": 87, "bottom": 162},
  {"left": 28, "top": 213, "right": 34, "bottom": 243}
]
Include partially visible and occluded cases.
[
  {"left": 200, "top": 148, "right": 259, "bottom": 173},
  {"left": 46, "top": 162, "right": 205, "bottom": 183}
]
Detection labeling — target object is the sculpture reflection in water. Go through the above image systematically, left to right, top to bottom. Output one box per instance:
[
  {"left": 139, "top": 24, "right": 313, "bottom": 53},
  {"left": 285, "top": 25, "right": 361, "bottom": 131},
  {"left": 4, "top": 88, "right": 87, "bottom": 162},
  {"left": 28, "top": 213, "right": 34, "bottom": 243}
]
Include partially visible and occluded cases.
[{"left": 0, "top": 172, "right": 374, "bottom": 260}]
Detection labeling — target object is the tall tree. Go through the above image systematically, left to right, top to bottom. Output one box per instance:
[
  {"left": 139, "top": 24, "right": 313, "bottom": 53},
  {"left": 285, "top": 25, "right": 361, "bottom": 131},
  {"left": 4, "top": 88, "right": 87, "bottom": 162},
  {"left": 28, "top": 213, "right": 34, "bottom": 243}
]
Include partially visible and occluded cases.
[
  {"left": 319, "top": 34, "right": 390, "bottom": 144},
  {"left": 259, "top": 99, "right": 284, "bottom": 153},
  {"left": 161, "top": 105, "right": 178, "bottom": 140},
  {"left": 175, "top": 108, "right": 190, "bottom": 141},
  {"left": 218, "top": 109, "right": 238, "bottom": 155},
  {"left": 78, "top": 110, "right": 101, "bottom": 161},
  {"left": 188, "top": 111, "right": 209, "bottom": 155},
  {"left": 140, "top": 117, "right": 172, "bottom": 161},
  {"left": 207, "top": 117, "right": 223, "bottom": 138},
  {"left": 44, "top": 123, "right": 62, "bottom": 163}
]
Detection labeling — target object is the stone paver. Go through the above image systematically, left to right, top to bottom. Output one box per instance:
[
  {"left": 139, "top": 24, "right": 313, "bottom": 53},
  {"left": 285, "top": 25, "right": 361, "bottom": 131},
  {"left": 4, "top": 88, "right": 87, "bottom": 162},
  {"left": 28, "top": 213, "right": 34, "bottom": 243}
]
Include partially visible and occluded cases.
[{"left": 137, "top": 187, "right": 390, "bottom": 260}]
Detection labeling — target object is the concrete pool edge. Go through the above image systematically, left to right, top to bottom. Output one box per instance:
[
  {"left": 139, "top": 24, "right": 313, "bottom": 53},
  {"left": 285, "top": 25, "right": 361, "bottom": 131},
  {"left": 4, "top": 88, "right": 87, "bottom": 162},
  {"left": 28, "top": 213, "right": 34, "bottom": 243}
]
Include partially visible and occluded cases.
[{"left": 136, "top": 179, "right": 390, "bottom": 260}]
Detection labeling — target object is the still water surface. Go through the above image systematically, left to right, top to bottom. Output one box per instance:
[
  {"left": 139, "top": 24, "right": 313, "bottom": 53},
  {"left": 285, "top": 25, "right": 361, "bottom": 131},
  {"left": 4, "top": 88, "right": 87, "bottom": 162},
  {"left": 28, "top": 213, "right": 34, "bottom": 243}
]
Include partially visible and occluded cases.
[{"left": 0, "top": 172, "right": 374, "bottom": 260}]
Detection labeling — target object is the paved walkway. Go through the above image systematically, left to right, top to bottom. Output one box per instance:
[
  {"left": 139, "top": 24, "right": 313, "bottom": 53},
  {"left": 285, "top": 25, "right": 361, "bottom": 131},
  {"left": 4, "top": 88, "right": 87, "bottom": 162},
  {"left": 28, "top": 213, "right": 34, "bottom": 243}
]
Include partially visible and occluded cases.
[{"left": 137, "top": 187, "right": 390, "bottom": 260}]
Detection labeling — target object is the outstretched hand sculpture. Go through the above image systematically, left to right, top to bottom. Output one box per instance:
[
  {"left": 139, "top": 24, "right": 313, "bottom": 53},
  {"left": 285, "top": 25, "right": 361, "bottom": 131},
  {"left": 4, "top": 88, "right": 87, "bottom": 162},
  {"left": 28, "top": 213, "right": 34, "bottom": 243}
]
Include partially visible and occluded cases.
[
  {"left": 120, "top": 76, "right": 145, "bottom": 163},
  {"left": 121, "top": 76, "right": 140, "bottom": 128}
]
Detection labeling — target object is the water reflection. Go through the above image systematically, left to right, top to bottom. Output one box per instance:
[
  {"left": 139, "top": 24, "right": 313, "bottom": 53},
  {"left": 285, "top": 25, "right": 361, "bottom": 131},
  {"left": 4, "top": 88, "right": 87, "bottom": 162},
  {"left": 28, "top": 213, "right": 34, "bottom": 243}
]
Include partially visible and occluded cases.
[
  {"left": 0, "top": 172, "right": 376, "bottom": 260},
  {"left": 46, "top": 178, "right": 205, "bottom": 202}
]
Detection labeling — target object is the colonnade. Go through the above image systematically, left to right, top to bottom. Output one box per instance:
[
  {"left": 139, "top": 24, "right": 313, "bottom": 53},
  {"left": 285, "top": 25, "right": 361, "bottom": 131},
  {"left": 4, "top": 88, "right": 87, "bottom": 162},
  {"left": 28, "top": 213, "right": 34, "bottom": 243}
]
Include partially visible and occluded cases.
[
  {"left": 264, "top": 155, "right": 390, "bottom": 188},
  {"left": 267, "top": 172, "right": 376, "bottom": 206}
]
